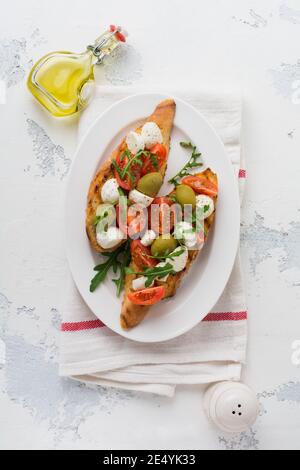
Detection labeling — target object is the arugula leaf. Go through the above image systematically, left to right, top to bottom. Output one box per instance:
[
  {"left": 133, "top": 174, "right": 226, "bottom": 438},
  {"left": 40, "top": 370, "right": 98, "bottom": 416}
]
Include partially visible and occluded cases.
[
  {"left": 179, "top": 141, "right": 194, "bottom": 149},
  {"left": 169, "top": 142, "right": 203, "bottom": 186},
  {"left": 112, "top": 148, "right": 156, "bottom": 189},
  {"left": 112, "top": 148, "right": 142, "bottom": 179},
  {"left": 120, "top": 149, "right": 146, "bottom": 179},
  {"left": 120, "top": 149, "right": 131, "bottom": 161},
  {"left": 150, "top": 153, "right": 159, "bottom": 170},
  {"left": 135, "top": 157, "right": 144, "bottom": 168},
  {"left": 111, "top": 158, "right": 123, "bottom": 177},
  {"left": 169, "top": 194, "right": 178, "bottom": 203},
  {"left": 204, "top": 205, "right": 210, "bottom": 213},
  {"left": 90, "top": 242, "right": 131, "bottom": 294},
  {"left": 112, "top": 243, "right": 132, "bottom": 297},
  {"left": 147, "top": 248, "right": 185, "bottom": 261},
  {"left": 90, "top": 260, "right": 114, "bottom": 292},
  {"left": 126, "top": 262, "right": 175, "bottom": 287},
  {"left": 125, "top": 263, "right": 174, "bottom": 277},
  {"left": 145, "top": 277, "right": 155, "bottom": 288}
]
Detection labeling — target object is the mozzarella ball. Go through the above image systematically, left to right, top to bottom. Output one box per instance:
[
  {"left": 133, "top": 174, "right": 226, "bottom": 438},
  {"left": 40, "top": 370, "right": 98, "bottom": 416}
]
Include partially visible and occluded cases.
[
  {"left": 141, "top": 122, "right": 163, "bottom": 149},
  {"left": 126, "top": 131, "right": 145, "bottom": 155},
  {"left": 101, "top": 178, "right": 120, "bottom": 204},
  {"left": 129, "top": 189, "right": 154, "bottom": 208},
  {"left": 196, "top": 194, "right": 215, "bottom": 219},
  {"left": 95, "top": 204, "right": 116, "bottom": 233},
  {"left": 174, "top": 221, "right": 198, "bottom": 248},
  {"left": 174, "top": 221, "right": 193, "bottom": 240},
  {"left": 96, "top": 227, "right": 125, "bottom": 249},
  {"left": 140, "top": 230, "right": 157, "bottom": 247},
  {"left": 169, "top": 246, "right": 189, "bottom": 273},
  {"left": 132, "top": 276, "right": 154, "bottom": 291}
]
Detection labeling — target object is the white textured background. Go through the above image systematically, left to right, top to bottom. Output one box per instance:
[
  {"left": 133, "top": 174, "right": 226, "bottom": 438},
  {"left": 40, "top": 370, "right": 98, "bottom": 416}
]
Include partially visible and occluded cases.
[{"left": 0, "top": 0, "right": 300, "bottom": 450}]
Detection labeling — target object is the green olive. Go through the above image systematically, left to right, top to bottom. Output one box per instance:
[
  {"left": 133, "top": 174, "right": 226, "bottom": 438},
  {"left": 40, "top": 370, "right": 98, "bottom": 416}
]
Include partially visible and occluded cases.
[
  {"left": 137, "top": 172, "right": 163, "bottom": 198},
  {"left": 175, "top": 184, "right": 196, "bottom": 208},
  {"left": 151, "top": 236, "right": 178, "bottom": 257}
]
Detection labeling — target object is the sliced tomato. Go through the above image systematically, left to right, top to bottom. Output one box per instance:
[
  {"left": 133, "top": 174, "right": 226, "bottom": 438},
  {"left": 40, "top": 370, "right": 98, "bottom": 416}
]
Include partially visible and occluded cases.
[
  {"left": 150, "top": 143, "right": 167, "bottom": 159},
  {"left": 141, "top": 144, "right": 167, "bottom": 175},
  {"left": 113, "top": 149, "right": 142, "bottom": 191},
  {"left": 182, "top": 175, "right": 218, "bottom": 197},
  {"left": 148, "top": 196, "right": 176, "bottom": 235},
  {"left": 116, "top": 204, "right": 147, "bottom": 238},
  {"left": 130, "top": 240, "right": 157, "bottom": 270},
  {"left": 128, "top": 286, "right": 165, "bottom": 306}
]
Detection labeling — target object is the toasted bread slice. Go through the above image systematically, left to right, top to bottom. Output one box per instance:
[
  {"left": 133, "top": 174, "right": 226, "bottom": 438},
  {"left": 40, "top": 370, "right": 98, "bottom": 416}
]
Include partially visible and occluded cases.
[
  {"left": 86, "top": 99, "right": 176, "bottom": 253},
  {"left": 120, "top": 169, "right": 218, "bottom": 330}
]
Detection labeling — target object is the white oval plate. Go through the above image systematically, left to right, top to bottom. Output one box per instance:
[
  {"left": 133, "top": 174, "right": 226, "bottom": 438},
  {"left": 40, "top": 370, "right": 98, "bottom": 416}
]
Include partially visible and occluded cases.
[{"left": 65, "top": 93, "right": 240, "bottom": 343}]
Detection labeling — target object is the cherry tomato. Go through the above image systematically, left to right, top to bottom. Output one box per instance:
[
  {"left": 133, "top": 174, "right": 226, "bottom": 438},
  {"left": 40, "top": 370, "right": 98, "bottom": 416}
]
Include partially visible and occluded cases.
[
  {"left": 141, "top": 144, "right": 167, "bottom": 176},
  {"left": 113, "top": 149, "right": 141, "bottom": 191},
  {"left": 182, "top": 175, "right": 218, "bottom": 197},
  {"left": 148, "top": 196, "right": 176, "bottom": 235},
  {"left": 116, "top": 204, "right": 147, "bottom": 238},
  {"left": 130, "top": 240, "right": 157, "bottom": 270},
  {"left": 128, "top": 286, "right": 165, "bottom": 306}
]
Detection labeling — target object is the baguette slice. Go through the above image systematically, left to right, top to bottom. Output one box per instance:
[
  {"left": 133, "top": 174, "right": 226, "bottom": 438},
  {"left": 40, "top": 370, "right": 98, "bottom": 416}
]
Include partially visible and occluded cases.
[
  {"left": 86, "top": 99, "right": 176, "bottom": 253},
  {"left": 120, "top": 169, "right": 218, "bottom": 330}
]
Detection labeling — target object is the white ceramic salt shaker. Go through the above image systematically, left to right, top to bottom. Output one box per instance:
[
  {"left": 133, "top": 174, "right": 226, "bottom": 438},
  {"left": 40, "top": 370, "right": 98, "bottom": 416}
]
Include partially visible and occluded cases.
[{"left": 203, "top": 381, "right": 259, "bottom": 433}]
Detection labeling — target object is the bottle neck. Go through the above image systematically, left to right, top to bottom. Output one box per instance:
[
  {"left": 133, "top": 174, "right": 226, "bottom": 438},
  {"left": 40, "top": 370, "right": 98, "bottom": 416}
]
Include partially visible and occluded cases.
[{"left": 87, "top": 28, "right": 122, "bottom": 64}]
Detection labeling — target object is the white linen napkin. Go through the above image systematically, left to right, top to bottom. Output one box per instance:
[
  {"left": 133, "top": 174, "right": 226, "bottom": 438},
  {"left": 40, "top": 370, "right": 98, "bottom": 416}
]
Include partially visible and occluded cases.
[{"left": 59, "top": 87, "right": 247, "bottom": 397}]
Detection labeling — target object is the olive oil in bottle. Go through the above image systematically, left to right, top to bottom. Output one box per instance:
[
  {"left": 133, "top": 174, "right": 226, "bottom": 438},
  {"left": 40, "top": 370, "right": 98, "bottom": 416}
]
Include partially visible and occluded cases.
[{"left": 27, "top": 25, "right": 127, "bottom": 117}]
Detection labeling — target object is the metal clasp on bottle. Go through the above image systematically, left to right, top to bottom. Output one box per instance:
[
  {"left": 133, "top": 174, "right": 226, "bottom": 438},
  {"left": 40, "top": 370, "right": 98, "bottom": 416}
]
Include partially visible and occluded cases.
[{"left": 87, "top": 27, "right": 122, "bottom": 64}]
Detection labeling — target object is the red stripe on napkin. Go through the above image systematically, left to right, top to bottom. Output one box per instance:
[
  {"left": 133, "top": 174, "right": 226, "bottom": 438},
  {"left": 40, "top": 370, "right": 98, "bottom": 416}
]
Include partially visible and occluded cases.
[
  {"left": 239, "top": 169, "right": 246, "bottom": 178},
  {"left": 61, "top": 311, "right": 247, "bottom": 332},
  {"left": 203, "top": 311, "right": 247, "bottom": 322},
  {"left": 61, "top": 319, "right": 105, "bottom": 331}
]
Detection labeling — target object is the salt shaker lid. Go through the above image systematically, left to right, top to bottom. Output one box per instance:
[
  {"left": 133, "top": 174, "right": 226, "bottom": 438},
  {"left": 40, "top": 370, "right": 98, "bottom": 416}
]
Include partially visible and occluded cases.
[{"left": 203, "top": 381, "right": 259, "bottom": 433}]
